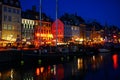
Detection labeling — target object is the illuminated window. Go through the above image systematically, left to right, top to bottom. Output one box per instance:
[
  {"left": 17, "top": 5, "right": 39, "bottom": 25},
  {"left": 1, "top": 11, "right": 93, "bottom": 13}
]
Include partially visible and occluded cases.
[
  {"left": 3, "top": 24, "right": 7, "bottom": 29},
  {"left": 26, "top": 24, "right": 28, "bottom": 29},
  {"left": 8, "top": 25, "right": 12, "bottom": 30},
  {"left": 31, "top": 25, "right": 33, "bottom": 29},
  {"left": 71, "top": 27, "right": 73, "bottom": 30}
]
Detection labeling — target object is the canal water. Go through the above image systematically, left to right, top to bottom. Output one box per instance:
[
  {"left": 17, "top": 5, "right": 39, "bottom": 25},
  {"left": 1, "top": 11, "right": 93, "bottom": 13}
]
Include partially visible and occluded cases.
[{"left": 0, "top": 52, "right": 120, "bottom": 80}]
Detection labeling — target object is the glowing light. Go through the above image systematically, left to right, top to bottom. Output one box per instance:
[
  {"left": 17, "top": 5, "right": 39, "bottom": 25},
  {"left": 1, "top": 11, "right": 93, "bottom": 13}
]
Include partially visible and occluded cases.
[
  {"left": 36, "top": 33, "right": 40, "bottom": 37},
  {"left": 113, "top": 35, "right": 117, "bottom": 38},
  {"left": 112, "top": 54, "right": 118, "bottom": 69},
  {"left": 92, "top": 56, "right": 95, "bottom": 61},
  {"left": 78, "top": 58, "right": 83, "bottom": 69},
  {"left": 21, "top": 60, "right": 24, "bottom": 65},
  {"left": 53, "top": 65, "right": 56, "bottom": 75},
  {"left": 40, "top": 67, "right": 44, "bottom": 73},
  {"left": 36, "top": 68, "right": 40, "bottom": 76},
  {"left": 11, "top": 69, "right": 14, "bottom": 79}
]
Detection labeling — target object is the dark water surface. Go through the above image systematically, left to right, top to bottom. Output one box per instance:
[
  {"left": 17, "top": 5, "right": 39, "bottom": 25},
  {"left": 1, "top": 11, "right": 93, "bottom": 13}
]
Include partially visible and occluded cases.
[{"left": 0, "top": 52, "right": 120, "bottom": 80}]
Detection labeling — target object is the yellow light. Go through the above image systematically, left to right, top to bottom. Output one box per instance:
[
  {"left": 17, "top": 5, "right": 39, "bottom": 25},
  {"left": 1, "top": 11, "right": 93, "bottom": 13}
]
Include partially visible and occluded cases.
[
  {"left": 36, "top": 33, "right": 40, "bottom": 37},
  {"left": 40, "top": 67, "right": 44, "bottom": 73}
]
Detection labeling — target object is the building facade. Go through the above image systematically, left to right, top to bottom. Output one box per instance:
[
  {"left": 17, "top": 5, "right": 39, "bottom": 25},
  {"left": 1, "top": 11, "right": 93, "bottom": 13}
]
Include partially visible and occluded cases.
[
  {"left": 0, "top": 0, "right": 21, "bottom": 42},
  {"left": 21, "top": 19, "right": 35, "bottom": 43},
  {"left": 52, "top": 19, "right": 64, "bottom": 45},
  {"left": 35, "top": 20, "right": 53, "bottom": 46}
]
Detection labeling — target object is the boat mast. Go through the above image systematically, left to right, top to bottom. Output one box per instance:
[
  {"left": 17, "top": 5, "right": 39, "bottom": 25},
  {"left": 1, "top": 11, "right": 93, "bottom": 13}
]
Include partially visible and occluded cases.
[
  {"left": 39, "top": 0, "right": 42, "bottom": 46},
  {"left": 56, "top": 0, "right": 58, "bottom": 47}
]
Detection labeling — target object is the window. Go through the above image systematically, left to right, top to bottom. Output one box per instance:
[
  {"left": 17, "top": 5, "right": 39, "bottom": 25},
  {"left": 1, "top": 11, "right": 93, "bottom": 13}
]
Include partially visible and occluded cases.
[
  {"left": 4, "top": 6, "right": 7, "bottom": 12},
  {"left": 8, "top": 8, "right": 11, "bottom": 13},
  {"left": 13, "top": 9, "right": 16, "bottom": 13},
  {"left": 17, "top": 10, "right": 20, "bottom": 14},
  {"left": 4, "top": 15, "right": 7, "bottom": 21},
  {"left": 8, "top": 16, "right": 12, "bottom": 21},
  {"left": 17, "top": 18, "right": 19, "bottom": 23},
  {"left": 3, "top": 24, "right": 7, "bottom": 29},
  {"left": 23, "top": 24, "right": 25, "bottom": 29},
  {"left": 26, "top": 24, "right": 28, "bottom": 29},
  {"left": 8, "top": 25, "right": 12, "bottom": 30},
  {"left": 12, "top": 25, "right": 15, "bottom": 30},
  {"left": 71, "top": 27, "right": 73, "bottom": 30}
]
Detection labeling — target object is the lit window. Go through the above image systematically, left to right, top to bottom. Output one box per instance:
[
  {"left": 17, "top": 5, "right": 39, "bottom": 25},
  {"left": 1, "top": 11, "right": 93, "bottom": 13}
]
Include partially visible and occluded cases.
[
  {"left": 3, "top": 24, "right": 7, "bottom": 29},
  {"left": 26, "top": 24, "right": 28, "bottom": 29},
  {"left": 8, "top": 25, "right": 12, "bottom": 30},
  {"left": 12, "top": 25, "right": 15, "bottom": 30},
  {"left": 71, "top": 27, "right": 73, "bottom": 30}
]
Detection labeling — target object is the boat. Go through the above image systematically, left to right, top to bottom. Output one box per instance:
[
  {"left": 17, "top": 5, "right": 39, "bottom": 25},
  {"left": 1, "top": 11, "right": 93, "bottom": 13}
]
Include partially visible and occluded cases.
[{"left": 98, "top": 48, "right": 110, "bottom": 53}]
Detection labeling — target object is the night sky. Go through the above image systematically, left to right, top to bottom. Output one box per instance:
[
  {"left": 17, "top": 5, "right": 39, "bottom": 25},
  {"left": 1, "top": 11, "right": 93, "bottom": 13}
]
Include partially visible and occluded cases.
[{"left": 20, "top": 0, "right": 120, "bottom": 27}]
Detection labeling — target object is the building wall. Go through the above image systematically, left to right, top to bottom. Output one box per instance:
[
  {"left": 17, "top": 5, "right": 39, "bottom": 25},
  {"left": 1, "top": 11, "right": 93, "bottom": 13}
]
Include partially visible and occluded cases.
[
  {"left": 1, "top": 4, "right": 21, "bottom": 41},
  {"left": 22, "top": 19, "right": 35, "bottom": 41},
  {"left": 52, "top": 19, "right": 64, "bottom": 43},
  {"left": 35, "top": 20, "right": 53, "bottom": 46},
  {"left": 64, "top": 24, "right": 72, "bottom": 42},
  {"left": 71, "top": 25, "right": 80, "bottom": 38}
]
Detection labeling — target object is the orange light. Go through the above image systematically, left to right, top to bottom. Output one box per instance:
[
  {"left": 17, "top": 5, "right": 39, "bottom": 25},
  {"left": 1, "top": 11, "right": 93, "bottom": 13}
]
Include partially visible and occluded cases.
[
  {"left": 36, "top": 33, "right": 40, "bottom": 37},
  {"left": 113, "top": 35, "right": 117, "bottom": 38},
  {"left": 40, "top": 67, "right": 44, "bottom": 73},
  {"left": 36, "top": 68, "right": 40, "bottom": 76}
]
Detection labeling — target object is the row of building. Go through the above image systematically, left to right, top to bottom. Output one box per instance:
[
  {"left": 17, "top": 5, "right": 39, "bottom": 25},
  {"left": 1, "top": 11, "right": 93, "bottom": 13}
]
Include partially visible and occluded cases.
[{"left": 0, "top": 0, "right": 119, "bottom": 47}]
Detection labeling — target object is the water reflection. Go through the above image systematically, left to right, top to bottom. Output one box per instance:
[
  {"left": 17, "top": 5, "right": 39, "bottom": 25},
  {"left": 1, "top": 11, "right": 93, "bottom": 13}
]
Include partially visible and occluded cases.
[
  {"left": 0, "top": 53, "right": 120, "bottom": 80},
  {"left": 112, "top": 54, "right": 118, "bottom": 69}
]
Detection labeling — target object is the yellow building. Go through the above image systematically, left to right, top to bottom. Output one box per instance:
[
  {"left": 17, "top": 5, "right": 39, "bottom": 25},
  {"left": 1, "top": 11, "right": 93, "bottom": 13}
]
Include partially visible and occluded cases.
[{"left": 0, "top": 0, "right": 21, "bottom": 42}]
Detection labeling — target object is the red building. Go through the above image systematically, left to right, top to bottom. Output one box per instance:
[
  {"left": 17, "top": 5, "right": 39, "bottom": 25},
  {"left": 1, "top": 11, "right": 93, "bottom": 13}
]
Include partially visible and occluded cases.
[{"left": 52, "top": 19, "right": 64, "bottom": 44}]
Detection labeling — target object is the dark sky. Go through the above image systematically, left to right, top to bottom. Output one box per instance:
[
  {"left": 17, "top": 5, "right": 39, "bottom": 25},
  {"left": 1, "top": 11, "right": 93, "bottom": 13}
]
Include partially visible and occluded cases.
[{"left": 20, "top": 0, "right": 120, "bottom": 27}]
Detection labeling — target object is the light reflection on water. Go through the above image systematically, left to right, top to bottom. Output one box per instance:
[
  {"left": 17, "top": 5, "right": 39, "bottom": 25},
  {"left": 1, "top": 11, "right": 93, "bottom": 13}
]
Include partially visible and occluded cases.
[{"left": 0, "top": 52, "right": 120, "bottom": 80}]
